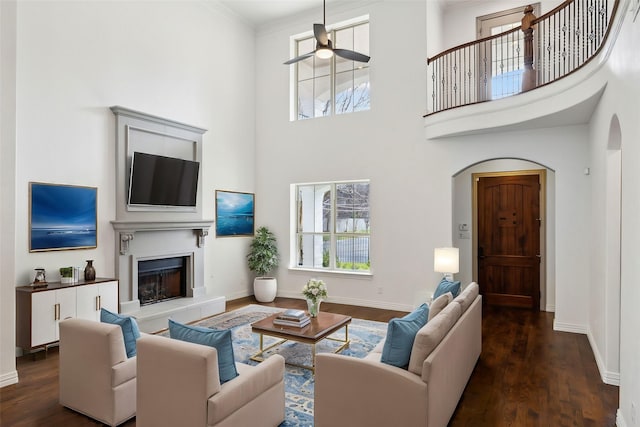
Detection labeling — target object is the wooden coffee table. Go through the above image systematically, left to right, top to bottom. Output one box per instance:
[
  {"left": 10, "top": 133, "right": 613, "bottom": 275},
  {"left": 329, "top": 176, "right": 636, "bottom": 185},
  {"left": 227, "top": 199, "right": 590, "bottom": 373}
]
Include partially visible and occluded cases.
[{"left": 250, "top": 311, "right": 351, "bottom": 372}]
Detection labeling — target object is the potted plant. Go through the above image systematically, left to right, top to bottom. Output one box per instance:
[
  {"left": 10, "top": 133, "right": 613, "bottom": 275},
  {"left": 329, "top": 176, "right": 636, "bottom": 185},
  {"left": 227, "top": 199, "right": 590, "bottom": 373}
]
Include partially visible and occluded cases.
[
  {"left": 247, "top": 226, "right": 279, "bottom": 302},
  {"left": 59, "top": 267, "right": 74, "bottom": 284}
]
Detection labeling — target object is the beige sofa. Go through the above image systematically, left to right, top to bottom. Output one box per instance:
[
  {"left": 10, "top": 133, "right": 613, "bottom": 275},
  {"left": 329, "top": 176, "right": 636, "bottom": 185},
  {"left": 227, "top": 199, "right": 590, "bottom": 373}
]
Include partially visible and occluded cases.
[
  {"left": 315, "top": 282, "right": 481, "bottom": 427},
  {"left": 59, "top": 318, "right": 137, "bottom": 426},
  {"left": 136, "top": 333, "right": 286, "bottom": 427}
]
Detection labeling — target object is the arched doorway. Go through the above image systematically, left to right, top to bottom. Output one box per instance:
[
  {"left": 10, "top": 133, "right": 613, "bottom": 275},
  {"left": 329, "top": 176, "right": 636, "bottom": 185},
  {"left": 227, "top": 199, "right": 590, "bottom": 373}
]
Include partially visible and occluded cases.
[
  {"left": 604, "top": 115, "right": 621, "bottom": 384},
  {"left": 453, "top": 158, "right": 555, "bottom": 311}
]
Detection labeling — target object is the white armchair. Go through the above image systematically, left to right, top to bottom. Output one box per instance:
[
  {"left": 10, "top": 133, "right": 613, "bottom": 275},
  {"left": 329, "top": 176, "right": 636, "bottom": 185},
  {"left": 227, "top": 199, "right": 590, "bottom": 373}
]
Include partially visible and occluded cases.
[
  {"left": 58, "top": 318, "right": 137, "bottom": 426},
  {"left": 136, "top": 334, "right": 285, "bottom": 427}
]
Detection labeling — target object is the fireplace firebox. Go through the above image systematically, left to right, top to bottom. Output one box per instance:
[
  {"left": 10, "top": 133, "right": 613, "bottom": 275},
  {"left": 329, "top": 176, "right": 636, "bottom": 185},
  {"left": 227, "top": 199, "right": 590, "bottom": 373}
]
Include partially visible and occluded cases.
[{"left": 138, "top": 257, "right": 187, "bottom": 306}]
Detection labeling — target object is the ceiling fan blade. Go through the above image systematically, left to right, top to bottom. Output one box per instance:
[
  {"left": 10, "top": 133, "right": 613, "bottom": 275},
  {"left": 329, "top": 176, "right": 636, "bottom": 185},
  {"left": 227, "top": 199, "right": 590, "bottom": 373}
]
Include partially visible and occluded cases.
[
  {"left": 314, "top": 23, "right": 329, "bottom": 45},
  {"left": 334, "top": 49, "right": 371, "bottom": 63},
  {"left": 284, "top": 51, "right": 315, "bottom": 65}
]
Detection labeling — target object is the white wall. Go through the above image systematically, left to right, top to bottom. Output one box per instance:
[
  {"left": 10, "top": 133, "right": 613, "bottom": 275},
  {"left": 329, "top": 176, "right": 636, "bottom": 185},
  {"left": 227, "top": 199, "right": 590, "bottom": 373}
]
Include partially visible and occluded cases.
[
  {"left": 0, "top": 0, "right": 18, "bottom": 387},
  {"left": 2, "top": 0, "right": 256, "bottom": 379},
  {"left": 426, "top": 0, "right": 444, "bottom": 57},
  {"left": 256, "top": 1, "right": 432, "bottom": 311},
  {"left": 587, "top": 2, "right": 640, "bottom": 417}
]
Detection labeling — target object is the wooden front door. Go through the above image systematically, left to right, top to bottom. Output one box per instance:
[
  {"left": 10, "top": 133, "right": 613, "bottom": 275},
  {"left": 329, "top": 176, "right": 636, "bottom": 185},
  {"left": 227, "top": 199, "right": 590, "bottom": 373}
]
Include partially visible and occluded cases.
[{"left": 477, "top": 174, "right": 541, "bottom": 309}]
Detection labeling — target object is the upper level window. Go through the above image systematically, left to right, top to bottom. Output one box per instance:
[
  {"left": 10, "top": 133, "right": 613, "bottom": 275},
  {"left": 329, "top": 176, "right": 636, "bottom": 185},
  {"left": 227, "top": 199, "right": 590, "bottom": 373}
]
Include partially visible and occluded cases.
[
  {"left": 476, "top": 4, "right": 541, "bottom": 100},
  {"left": 293, "top": 19, "right": 370, "bottom": 120},
  {"left": 293, "top": 181, "right": 370, "bottom": 273}
]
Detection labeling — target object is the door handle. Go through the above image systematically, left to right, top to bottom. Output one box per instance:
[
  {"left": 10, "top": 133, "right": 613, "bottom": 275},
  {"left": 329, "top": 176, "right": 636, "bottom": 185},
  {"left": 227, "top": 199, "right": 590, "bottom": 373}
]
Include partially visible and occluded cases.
[{"left": 54, "top": 303, "right": 60, "bottom": 321}]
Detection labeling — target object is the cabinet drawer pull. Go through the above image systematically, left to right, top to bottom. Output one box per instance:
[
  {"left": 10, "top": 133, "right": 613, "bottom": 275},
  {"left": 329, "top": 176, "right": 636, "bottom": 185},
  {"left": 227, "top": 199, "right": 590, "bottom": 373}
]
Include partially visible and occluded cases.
[
  {"left": 98, "top": 295, "right": 102, "bottom": 310},
  {"left": 54, "top": 303, "right": 60, "bottom": 321}
]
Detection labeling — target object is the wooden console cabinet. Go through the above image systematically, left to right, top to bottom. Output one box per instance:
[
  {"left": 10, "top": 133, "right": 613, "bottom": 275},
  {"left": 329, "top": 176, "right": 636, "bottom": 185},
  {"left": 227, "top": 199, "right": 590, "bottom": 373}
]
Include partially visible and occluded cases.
[{"left": 16, "top": 278, "right": 119, "bottom": 351}]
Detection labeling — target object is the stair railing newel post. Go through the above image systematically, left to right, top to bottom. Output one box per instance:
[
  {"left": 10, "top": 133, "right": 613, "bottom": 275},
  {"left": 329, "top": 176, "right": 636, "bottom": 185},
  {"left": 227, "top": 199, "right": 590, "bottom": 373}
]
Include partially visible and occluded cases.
[{"left": 521, "top": 5, "right": 538, "bottom": 92}]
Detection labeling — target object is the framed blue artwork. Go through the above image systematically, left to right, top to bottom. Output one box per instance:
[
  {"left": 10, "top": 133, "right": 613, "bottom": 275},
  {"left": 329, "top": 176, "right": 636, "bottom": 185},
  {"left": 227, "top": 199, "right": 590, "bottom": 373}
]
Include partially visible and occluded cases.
[
  {"left": 29, "top": 182, "right": 98, "bottom": 252},
  {"left": 215, "top": 190, "right": 255, "bottom": 237}
]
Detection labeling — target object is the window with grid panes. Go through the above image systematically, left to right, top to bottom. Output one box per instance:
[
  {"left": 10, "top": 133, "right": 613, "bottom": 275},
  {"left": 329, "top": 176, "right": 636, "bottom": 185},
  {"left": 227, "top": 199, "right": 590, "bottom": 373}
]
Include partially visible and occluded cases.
[
  {"left": 294, "top": 20, "right": 370, "bottom": 120},
  {"left": 294, "top": 181, "right": 370, "bottom": 273}
]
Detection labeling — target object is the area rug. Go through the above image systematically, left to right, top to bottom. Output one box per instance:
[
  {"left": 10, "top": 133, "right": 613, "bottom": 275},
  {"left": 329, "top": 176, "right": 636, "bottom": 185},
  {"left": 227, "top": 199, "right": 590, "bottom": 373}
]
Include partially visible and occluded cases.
[{"left": 160, "top": 305, "right": 387, "bottom": 426}]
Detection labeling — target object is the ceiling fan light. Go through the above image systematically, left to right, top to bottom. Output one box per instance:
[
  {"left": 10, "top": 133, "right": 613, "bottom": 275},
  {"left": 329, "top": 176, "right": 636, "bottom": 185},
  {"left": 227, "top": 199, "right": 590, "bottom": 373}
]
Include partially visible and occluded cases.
[{"left": 316, "top": 47, "right": 333, "bottom": 59}]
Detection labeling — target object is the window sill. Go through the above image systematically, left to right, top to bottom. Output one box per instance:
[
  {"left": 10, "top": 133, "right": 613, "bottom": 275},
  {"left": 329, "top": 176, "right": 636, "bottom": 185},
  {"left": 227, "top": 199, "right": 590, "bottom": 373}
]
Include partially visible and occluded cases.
[{"left": 288, "top": 266, "right": 373, "bottom": 278}]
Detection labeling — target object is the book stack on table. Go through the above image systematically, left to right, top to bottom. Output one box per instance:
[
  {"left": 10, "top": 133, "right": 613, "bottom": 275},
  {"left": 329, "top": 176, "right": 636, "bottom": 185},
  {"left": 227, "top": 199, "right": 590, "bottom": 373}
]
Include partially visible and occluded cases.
[{"left": 273, "top": 309, "right": 311, "bottom": 328}]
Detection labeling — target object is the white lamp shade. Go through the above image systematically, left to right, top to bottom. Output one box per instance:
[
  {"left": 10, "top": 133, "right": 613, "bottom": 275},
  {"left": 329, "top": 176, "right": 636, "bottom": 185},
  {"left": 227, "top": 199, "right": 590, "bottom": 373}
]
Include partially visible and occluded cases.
[{"left": 434, "top": 247, "right": 459, "bottom": 274}]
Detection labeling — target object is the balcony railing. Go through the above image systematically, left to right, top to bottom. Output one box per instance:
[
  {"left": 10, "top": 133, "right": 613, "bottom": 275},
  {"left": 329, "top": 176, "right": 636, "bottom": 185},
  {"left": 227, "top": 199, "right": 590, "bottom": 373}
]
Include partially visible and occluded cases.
[{"left": 426, "top": 0, "right": 620, "bottom": 115}]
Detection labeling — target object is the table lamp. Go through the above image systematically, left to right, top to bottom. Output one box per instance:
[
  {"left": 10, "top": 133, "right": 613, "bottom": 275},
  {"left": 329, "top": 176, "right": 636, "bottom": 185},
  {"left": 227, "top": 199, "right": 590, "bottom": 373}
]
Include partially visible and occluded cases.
[{"left": 434, "top": 247, "right": 459, "bottom": 281}]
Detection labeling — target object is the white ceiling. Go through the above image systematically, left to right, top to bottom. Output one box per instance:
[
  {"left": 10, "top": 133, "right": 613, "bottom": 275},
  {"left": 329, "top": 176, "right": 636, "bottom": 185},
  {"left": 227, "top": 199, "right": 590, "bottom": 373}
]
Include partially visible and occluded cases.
[
  {"left": 218, "top": 0, "right": 342, "bottom": 27},
  {"left": 218, "top": 0, "right": 463, "bottom": 28}
]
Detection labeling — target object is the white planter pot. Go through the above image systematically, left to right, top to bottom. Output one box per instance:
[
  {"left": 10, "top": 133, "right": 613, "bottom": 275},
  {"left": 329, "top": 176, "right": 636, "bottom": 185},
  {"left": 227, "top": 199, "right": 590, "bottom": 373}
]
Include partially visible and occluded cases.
[{"left": 254, "top": 277, "right": 277, "bottom": 302}]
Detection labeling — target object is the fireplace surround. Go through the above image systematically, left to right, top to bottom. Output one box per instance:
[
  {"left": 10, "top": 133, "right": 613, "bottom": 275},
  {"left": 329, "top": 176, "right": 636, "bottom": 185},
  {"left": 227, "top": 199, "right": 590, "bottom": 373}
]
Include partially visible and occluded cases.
[
  {"left": 110, "top": 107, "right": 223, "bottom": 330},
  {"left": 111, "top": 220, "right": 213, "bottom": 315}
]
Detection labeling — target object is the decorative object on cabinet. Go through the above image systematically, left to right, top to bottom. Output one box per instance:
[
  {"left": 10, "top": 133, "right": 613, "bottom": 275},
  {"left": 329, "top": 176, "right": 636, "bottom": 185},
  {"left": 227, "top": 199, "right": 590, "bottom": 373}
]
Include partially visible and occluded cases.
[
  {"left": 29, "top": 182, "right": 97, "bottom": 252},
  {"left": 215, "top": 190, "right": 255, "bottom": 237},
  {"left": 84, "top": 260, "right": 96, "bottom": 281},
  {"left": 59, "top": 267, "right": 74, "bottom": 284},
  {"left": 32, "top": 268, "right": 47, "bottom": 286},
  {"left": 16, "top": 278, "right": 118, "bottom": 352}
]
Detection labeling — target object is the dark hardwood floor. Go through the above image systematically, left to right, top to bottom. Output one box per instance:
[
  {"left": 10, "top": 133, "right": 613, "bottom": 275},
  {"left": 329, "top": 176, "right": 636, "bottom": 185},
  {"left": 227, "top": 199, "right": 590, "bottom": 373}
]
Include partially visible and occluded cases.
[{"left": 0, "top": 297, "right": 618, "bottom": 426}]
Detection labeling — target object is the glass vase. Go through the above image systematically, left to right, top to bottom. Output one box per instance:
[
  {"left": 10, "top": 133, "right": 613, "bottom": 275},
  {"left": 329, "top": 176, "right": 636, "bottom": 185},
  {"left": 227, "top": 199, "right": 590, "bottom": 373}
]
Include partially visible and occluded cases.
[{"left": 306, "top": 298, "right": 321, "bottom": 317}]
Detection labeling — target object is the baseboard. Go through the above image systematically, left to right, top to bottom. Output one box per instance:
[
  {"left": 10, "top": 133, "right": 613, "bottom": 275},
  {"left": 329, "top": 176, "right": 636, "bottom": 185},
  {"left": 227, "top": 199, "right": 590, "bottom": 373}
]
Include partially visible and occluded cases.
[
  {"left": 226, "top": 289, "right": 253, "bottom": 301},
  {"left": 275, "top": 290, "right": 414, "bottom": 312},
  {"left": 545, "top": 304, "right": 555, "bottom": 312},
  {"left": 553, "top": 320, "right": 588, "bottom": 334},
  {"left": 586, "top": 328, "right": 621, "bottom": 386},
  {"left": 0, "top": 370, "right": 18, "bottom": 388},
  {"left": 617, "top": 408, "right": 627, "bottom": 427}
]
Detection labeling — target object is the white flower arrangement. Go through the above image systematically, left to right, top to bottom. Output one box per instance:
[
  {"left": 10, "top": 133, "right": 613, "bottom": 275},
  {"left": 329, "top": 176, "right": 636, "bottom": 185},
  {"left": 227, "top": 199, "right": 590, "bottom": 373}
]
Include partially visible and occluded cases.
[{"left": 302, "top": 278, "right": 328, "bottom": 302}]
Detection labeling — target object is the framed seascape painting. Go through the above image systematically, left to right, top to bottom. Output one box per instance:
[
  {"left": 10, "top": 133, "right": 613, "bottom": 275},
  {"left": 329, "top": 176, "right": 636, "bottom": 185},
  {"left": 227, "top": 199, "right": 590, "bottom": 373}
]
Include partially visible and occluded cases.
[
  {"left": 29, "top": 182, "right": 98, "bottom": 252},
  {"left": 215, "top": 190, "right": 255, "bottom": 237}
]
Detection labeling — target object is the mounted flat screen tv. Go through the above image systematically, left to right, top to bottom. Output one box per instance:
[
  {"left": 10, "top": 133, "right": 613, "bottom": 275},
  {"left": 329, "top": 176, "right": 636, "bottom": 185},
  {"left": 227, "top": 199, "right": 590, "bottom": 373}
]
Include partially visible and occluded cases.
[{"left": 128, "top": 152, "right": 200, "bottom": 208}]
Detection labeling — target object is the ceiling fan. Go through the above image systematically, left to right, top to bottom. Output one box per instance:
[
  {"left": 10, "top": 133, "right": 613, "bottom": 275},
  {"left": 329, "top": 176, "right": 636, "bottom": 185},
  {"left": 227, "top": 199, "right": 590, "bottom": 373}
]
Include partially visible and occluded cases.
[{"left": 284, "top": 0, "right": 371, "bottom": 65}]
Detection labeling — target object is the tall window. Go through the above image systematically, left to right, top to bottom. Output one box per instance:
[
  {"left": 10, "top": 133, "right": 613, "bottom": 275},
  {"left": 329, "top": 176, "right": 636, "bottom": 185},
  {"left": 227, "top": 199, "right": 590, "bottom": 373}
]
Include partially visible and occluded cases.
[
  {"left": 294, "top": 20, "right": 370, "bottom": 120},
  {"left": 294, "top": 181, "right": 370, "bottom": 272}
]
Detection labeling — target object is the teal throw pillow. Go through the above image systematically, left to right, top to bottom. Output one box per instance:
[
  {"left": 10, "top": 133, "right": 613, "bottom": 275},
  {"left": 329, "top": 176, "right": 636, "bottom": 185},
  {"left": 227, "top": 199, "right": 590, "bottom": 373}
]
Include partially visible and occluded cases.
[
  {"left": 433, "top": 277, "right": 461, "bottom": 299},
  {"left": 381, "top": 303, "right": 429, "bottom": 369},
  {"left": 100, "top": 308, "right": 141, "bottom": 358},
  {"left": 168, "top": 319, "right": 239, "bottom": 383}
]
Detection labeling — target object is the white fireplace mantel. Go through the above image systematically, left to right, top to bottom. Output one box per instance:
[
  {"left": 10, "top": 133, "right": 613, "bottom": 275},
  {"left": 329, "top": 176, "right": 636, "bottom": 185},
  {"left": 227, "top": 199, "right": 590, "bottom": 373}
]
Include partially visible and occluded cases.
[{"left": 111, "top": 220, "right": 214, "bottom": 254}]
